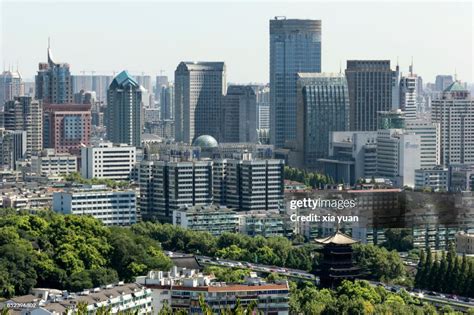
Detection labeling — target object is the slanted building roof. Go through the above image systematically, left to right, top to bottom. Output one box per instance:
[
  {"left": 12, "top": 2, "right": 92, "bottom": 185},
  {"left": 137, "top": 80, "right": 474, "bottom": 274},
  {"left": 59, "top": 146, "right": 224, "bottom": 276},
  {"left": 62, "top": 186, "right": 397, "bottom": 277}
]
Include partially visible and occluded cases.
[{"left": 315, "top": 230, "right": 358, "bottom": 245}]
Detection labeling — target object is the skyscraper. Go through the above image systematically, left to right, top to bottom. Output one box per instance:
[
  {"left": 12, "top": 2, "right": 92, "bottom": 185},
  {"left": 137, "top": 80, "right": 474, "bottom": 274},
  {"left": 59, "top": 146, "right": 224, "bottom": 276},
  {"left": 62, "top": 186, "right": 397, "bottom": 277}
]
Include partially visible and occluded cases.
[
  {"left": 269, "top": 17, "right": 321, "bottom": 147},
  {"left": 35, "top": 42, "right": 73, "bottom": 104},
  {"left": 345, "top": 60, "right": 399, "bottom": 131},
  {"left": 174, "top": 62, "right": 226, "bottom": 144},
  {"left": 399, "top": 65, "right": 418, "bottom": 120},
  {"left": 0, "top": 70, "right": 24, "bottom": 105},
  {"left": 106, "top": 71, "right": 143, "bottom": 147},
  {"left": 296, "top": 73, "right": 350, "bottom": 169},
  {"left": 155, "top": 75, "right": 169, "bottom": 106},
  {"left": 435, "top": 75, "right": 454, "bottom": 92},
  {"left": 432, "top": 81, "right": 474, "bottom": 165},
  {"left": 160, "top": 84, "right": 174, "bottom": 120},
  {"left": 222, "top": 85, "right": 257, "bottom": 143},
  {"left": 256, "top": 86, "right": 270, "bottom": 130},
  {"left": 3, "top": 96, "right": 43, "bottom": 158}
]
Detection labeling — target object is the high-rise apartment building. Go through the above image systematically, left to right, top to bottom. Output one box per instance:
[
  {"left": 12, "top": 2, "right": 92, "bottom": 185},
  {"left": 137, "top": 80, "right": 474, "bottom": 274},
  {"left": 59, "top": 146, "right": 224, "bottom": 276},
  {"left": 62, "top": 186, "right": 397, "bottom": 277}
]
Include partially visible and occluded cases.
[
  {"left": 270, "top": 17, "right": 321, "bottom": 147},
  {"left": 35, "top": 44, "right": 73, "bottom": 104},
  {"left": 345, "top": 60, "right": 399, "bottom": 131},
  {"left": 174, "top": 62, "right": 226, "bottom": 143},
  {"left": 399, "top": 66, "right": 418, "bottom": 120},
  {"left": 0, "top": 70, "right": 24, "bottom": 105},
  {"left": 106, "top": 71, "right": 143, "bottom": 147},
  {"left": 296, "top": 73, "right": 350, "bottom": 169},
  {"left": 432, "top": 81, "right": 474, "bottom": 165},
  {"left": 160, "top": 84, "right": 174, "bottom": 120},
  {"left": 222, "top": 85, "right": 257, "bottom": 143},
  {"left": 3, "top": 96, "right": 43, "bottom": 157},
  {"left": 43, "top": 103, "right": 91, "bottom": 155},
  {"left": 0, "top": 129, "right": 26, "bottom": 170},
  {"left": 81, "top": 141, "right": 136, "bottom": 180},
  {"left": 224, "top": 157, "right": 284, "bottom": 211},
  {"left": 139, "top": 160, "right": 213, "bottom": 222}
]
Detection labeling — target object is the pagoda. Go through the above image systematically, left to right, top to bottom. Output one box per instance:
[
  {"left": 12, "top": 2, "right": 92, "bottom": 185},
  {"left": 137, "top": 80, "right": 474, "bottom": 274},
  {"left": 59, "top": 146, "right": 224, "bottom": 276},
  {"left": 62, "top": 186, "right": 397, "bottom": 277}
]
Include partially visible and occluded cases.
[{"left": 315, "top": 230, "right": 361, "bottom": 288}]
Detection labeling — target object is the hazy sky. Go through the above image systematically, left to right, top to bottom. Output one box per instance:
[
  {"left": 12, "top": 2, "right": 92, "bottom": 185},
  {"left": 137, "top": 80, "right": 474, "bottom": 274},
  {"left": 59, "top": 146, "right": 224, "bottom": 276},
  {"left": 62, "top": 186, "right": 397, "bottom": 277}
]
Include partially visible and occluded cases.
[{"left": 1, "top": 1, "right": 473, "bottom": 83}]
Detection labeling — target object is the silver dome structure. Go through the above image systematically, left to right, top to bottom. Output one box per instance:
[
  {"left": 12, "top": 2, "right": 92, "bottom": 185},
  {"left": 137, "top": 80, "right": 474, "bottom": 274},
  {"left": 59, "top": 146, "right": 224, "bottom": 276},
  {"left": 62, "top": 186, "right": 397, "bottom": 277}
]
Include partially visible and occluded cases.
[{"left": 192, "top": 135, "right": 218, "bottom": 148}]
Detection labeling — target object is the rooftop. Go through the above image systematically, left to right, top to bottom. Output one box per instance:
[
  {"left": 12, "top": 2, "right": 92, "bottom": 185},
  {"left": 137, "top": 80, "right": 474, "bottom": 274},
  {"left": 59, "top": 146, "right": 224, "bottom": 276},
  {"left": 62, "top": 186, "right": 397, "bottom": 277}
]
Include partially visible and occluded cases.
[{"left": 315, "top": 230, "right": 358, "bottom": 245}]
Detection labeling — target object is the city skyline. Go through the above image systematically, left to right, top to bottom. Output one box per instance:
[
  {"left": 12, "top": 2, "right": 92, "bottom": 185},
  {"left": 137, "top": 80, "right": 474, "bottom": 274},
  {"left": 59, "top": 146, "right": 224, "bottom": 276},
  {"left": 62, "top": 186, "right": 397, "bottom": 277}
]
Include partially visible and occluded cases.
[{"left": 1, "top": 1, "right": 473, "bottom": 83}]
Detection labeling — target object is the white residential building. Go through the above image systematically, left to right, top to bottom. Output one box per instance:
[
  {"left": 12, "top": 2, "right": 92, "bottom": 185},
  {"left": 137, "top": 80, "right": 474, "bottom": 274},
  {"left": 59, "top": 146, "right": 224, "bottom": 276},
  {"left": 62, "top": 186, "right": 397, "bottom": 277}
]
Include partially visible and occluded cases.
[
  {"left": 81, "top": 141, "right": 136, "bottom": 180},
  {"left": 31, "top": 149, "right": 77, "bottom": 176},
  {"left": 52, "top": 185, "right": 137, "bottom": 226}
]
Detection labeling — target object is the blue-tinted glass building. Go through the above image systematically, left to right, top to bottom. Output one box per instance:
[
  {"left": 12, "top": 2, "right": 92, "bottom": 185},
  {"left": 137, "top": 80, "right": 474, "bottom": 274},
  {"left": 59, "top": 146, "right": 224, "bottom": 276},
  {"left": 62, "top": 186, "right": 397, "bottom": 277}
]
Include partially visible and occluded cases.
[
  {"left": 270, "top": 17, "right": 321, "bottom": 148},
  {"left": 35, "top": 45, "right": 73, "bottom": 104},
  {"left": 106, "top": 71, "right": 143, "bottom": 146},
  {"left": 296, "top": 73, "right": 350, "bottom": 170}
]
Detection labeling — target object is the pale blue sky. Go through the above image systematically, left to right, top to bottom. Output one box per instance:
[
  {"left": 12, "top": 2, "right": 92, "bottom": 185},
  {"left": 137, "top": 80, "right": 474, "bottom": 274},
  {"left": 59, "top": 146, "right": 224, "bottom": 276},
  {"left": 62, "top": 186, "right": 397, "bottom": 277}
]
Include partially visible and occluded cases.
[{"left": 1, "top": 1, "right": 473, "bottom": 83}]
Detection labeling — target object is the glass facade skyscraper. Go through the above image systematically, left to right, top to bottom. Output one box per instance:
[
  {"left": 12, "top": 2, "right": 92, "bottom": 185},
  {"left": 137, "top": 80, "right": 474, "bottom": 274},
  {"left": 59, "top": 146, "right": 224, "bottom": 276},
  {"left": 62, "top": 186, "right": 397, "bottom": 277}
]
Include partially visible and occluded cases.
[
  {"left": 269, "top": 17, "right": 321, "bottom": 148},
  {"left": 35, "top": 44, "right": 73, "bottom": 104},
  {"left": 345, "top": 60, "right": 399, "bottom": 131},
  {"left": 174, "top": 62, "right": 226, "bottom": 144},
  {"left": 106, "top": 71, "right": 143, "bottom": 147},
  {"left": 296, "top": 73, "right": 350, "bottom": 169}
]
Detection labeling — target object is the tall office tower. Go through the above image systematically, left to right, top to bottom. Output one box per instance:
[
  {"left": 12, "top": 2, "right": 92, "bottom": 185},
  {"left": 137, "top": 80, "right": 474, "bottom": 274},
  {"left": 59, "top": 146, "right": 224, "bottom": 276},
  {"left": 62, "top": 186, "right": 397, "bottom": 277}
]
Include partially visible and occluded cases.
[
  {"left": 270, "top": 17, "right": 321, "bottom": 147},
  {"left": 35, "top": 43, "right": 73, "bottom": 104},
  {"left": 345, "top": 60, "right": 399, "bottom": 131},
  {"left": 174, "top": 62, "right": 226, "bottom": 143},
  {"left": 399, "top": 65, "right": 418, "bottom": 120},
  {"left": 0, "top": 70, "right": 24, "bottom": 105},
  {"left": 106, "top": 71, "right": 143, "bottom": 147},
  {"left": 296, "top": 73, "right": 350, "bottom": 169},
  {"left": 155, "top": 75, "right": 169, "bottom": 105},
  {"left": 435, "top": 75, "right": 454, "bottom": 92},
  {"left": 432, "top": 81, "right": 474, "bottom": 165},
  {"left": 160, "top": 84, "right": 174, "bottom": 120},
  {"left": 222, "top": 85, "right": 257, "bottom": 143},
  {"left": 256, "top": 86, "right": 270, "bottom": 130},
  {"left": 3, "top": 96, "right": 43, "bottom": 157},
  {"left": 43, "top": 104, "right": 91, "bottom": 155},
  {"left": 405, "top": 120, "right": 440, "bottom": 169},
  {"left": 0, "top": 129, "right": 27, "bottom": 170},
  {"left": 376, "top": 129, "right": 421, "bottom": 188},
  {"left": 81, "top": 142, "right": 136, "bottom": 180},
  {"left": 225, "top": 158, "right": 284, "bottom": 211},
  {"left": 139, "top": 160, "right": 213, "bottom": 222}
]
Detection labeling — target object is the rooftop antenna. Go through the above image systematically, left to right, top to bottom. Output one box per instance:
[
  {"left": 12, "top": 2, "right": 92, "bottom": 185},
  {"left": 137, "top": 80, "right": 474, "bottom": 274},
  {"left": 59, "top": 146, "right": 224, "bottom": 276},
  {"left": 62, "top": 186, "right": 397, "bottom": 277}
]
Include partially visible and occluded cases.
[
  {"left": 396, "top": 56, "right": 399, "bottom": 72},
  {"left": 409, "top": 56, "right": 413, "bottom": 75},
  {"left": 339, "top": 60, "right": 342, "bottom": 74},
  {"left": 454, "top": 68, "right": 458, "bottom": 81}
]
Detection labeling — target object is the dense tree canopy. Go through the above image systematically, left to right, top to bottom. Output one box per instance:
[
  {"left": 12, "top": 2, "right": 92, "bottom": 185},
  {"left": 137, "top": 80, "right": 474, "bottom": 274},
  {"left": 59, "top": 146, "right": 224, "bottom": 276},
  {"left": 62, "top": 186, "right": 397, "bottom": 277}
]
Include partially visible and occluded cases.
[{"left": 0, "top": 211, "right": 171, "bottom": 298}]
